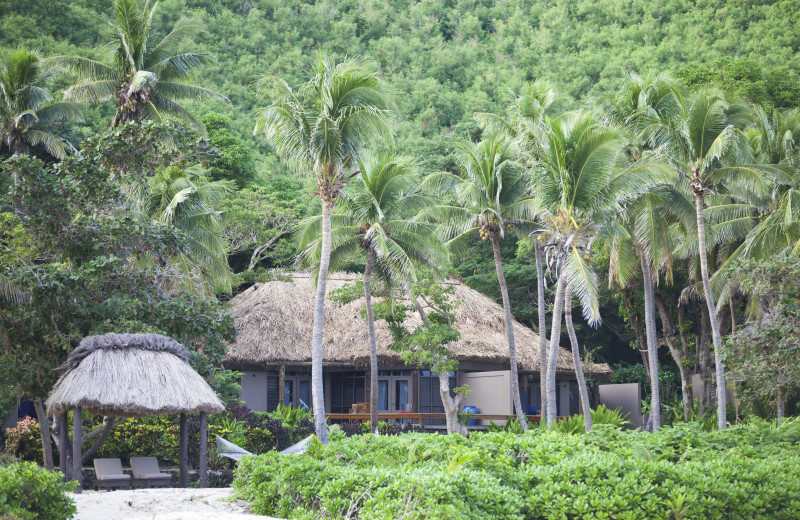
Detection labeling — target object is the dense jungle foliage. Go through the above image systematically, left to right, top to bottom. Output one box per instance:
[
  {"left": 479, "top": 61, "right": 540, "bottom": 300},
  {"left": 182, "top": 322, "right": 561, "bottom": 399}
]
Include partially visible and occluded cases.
[{"left": 2, "top": 0, "right": 799, "bottom": 164}]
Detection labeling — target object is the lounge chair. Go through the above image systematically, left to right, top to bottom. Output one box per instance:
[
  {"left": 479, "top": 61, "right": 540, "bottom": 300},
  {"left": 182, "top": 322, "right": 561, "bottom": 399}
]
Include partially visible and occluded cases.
[
  {"left": 130, "top": 457, "right": 172, "bottom": 488},
  {"left": 93, "top": 458, "right": 131, "bottom": 491}
]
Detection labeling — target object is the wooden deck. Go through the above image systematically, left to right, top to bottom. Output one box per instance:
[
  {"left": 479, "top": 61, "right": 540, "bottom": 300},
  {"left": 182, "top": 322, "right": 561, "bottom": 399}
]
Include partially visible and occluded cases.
[{"left": 325, "top": 412, "right": 548, "bottom": 424}]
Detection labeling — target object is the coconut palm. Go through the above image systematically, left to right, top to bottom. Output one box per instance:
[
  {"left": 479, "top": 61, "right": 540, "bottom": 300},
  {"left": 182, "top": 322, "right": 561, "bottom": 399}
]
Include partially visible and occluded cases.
[
  {"left": 52, "top": 0, "right": 225, "bottom": 132},
  {"left": 0, "top": 48, "right": 82, "bottom": 171},
  {"left": 254, "top": 57, "right": 393, "bottom": 443},
  {"left": 599, "top": 73, "right": 686, "bottom": 430},
  {"left": 477, "top": 82, "right": 564, "bottom": 420},
  {"left": 647, "top": 90, "right": 793, "bottom": 429},
  {"left": 530, "top": 110, "right": 671, "bottom": 427},
  {"left": 426, "top": 133, "right": 537, "bottom": 429},
  {"left": 295, "top": 153, "right": 445, "bottom": 433},
  {"left": 136, "top": 164, "right": 234, "bottom": 295}
]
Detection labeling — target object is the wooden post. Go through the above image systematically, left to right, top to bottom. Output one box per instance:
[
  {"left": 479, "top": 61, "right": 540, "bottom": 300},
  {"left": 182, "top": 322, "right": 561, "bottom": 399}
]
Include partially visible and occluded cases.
[
  {"left": 278, "top": 365, "right": 285, "bottom": 406},
  {"left": 72, "top": 407, "right": 82, "bottom": 493},
  {"left": 59, "top": 412, "right": 68, "bottom": 482},
  {"left": 199, "top": 412, "right": 207, "bottom": 488},
  {"left": 179, "top": 413, "right": 188, "bottom": 488}
]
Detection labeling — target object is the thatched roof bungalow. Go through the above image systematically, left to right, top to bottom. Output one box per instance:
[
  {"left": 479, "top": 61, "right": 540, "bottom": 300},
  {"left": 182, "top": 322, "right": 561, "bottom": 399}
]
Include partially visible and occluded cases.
[{"left": 226, "top": 273, "right": 610, "bottom": 418}]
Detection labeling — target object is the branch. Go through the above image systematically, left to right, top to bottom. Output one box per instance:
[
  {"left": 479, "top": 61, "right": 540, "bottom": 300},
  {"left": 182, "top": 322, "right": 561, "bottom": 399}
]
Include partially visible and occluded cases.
[{"left": 81, "top": 416, "right": 125, "bottom": 464}]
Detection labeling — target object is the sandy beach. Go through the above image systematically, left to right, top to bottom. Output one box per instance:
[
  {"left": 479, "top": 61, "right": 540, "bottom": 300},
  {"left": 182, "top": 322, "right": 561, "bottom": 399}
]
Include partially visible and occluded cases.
[{"left": 70, "top": 487, "right": 280, "bottom": 520}]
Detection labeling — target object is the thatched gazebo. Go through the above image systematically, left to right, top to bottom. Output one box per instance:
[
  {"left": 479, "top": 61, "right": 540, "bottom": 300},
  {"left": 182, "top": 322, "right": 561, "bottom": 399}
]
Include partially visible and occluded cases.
[{"left": 46, "top": 333, "right": 223, "bottom": 492}]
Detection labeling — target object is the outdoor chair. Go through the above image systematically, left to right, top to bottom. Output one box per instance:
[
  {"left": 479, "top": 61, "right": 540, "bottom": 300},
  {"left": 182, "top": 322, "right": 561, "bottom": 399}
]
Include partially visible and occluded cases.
[
  {"left": 130, "top": 457, "right": 172, "bottom": 488},
  {"left": 92, "top": 458, "right": 131, "bottom": 491}
]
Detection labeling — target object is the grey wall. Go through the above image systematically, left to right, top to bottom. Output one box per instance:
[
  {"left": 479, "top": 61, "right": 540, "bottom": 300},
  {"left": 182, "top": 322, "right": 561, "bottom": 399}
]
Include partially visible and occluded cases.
[
  {"left": 241, "top": 370, "right": 268, "bottom": 412},
  {"left": 462, "top": 371, "right": 511, "bottom": 424},
  {"left": 598, "top": 383, "right": 643, "bottom": 429}
]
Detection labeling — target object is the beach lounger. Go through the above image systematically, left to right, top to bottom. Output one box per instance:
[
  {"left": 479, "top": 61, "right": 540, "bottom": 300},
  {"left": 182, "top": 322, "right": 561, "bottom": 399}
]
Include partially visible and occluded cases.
[
  {"left": 130, "top": 457, "right": 172, "bottom": 488},
  {"left": 92, "top": 458, "right": 131, "bottom": 491}
]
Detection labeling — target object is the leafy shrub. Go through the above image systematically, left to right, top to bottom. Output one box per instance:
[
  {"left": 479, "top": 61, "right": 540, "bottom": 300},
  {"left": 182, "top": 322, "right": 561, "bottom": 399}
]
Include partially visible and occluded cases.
[
  {"left": 267, "top": 404, "right": 313, "bottom": 430},
  {"left": 591, "top": 404, "right": 631, "bottom": 428},
  {"left": 3, "top": 418, "right": 44, "bottom": 463},
  {"left": 234, "top": 421, "right": 800, "bottom": 519},
  {"left": 0, "top": 462, "right": 76, "bottom": 520}
]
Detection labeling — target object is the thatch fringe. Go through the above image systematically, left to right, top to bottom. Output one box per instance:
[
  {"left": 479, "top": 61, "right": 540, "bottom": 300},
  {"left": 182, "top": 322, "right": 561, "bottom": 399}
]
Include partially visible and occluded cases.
[
  {"left": 226, "top": 273, "right": 612, "bottom": 375},
  {"left": 46, "top": 333, "right": 223, "bottom": 417}
]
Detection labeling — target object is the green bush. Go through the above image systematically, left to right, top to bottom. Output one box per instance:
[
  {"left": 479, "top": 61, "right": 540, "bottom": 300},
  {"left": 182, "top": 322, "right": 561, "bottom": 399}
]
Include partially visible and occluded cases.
[
  {"left": 234, "top": 421, "right": 800, "bottom": 519},
  {"left": 0, "top": 462, "right": 76, "bottom": 520}
]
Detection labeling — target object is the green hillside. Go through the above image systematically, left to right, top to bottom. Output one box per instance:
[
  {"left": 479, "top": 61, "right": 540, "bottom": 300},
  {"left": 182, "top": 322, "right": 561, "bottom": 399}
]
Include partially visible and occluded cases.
[{"left": 3, "top": 0, "right": 799, "bottom": 172}]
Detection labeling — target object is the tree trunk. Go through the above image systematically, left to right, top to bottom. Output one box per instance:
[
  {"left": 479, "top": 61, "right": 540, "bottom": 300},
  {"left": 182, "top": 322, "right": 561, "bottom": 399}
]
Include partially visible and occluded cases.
[
  {"left": 694, "top": 192, "right": 727, "bottom": 429},
  {"left": 310, "top": 198, "right": 334, "bottom": 444},
  {"left": 491, "top": 233, "right": 528, "bottom": 431},
  {"left": 535, "top": 242, "right": 548, "bottom": 420},
  {"left": 364, "top": 248, "right": 380, "bottom": 435},
  {"left": 640, "top": 255, "right": 661, "bottom": 432},
  {"left": 546, "top": 275, "right": 567, "bottom": 426},
  {"left": 563, "top": 285, "right": 592, "bottom": 432},
  {"left": 655, "top": 295, "right": 692, "bottom": 422},
  {"left": 729, "top": 296, "right": 740, "bottom": 423},
  {"left": 697, "top": 305, "right": 712, "bottom": 418},
  {"left": 278, "top": 366, "right": 285, "bottom": 406},
  {"left": 439, "top": 372, "right": 467, "bottom": 436},
  {"left": 777, "top": 390, "right": 785, "bottom": 425},
  {"left": 33, "top": 398, "right": 54, "bottom": 471},
  {"left": 81, "top": 417, "right": 123, "bottom": 465}
]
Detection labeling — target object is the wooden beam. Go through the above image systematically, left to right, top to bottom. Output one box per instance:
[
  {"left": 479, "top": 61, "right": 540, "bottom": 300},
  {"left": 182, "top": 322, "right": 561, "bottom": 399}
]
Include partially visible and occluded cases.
[
  {"left": 278, "top": 365, "right": 285, "bottom": 407},
  {"left": 72, "top": 407, "right": 82, "bottom": 493},
  {"left": 59, "top": 412, "right": 68, "bottom": 482},
  {"left": 199, "top": 412, "right": 207, "bottom": 488},
  {"left": 179, "top": 413, "right": 188, "bottom": 488}
]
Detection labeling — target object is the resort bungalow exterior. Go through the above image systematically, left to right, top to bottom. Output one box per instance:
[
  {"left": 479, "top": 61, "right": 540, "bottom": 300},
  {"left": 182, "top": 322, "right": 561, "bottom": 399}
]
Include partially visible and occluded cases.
[{"left": 225, "top": 273, "right": 611, "bottom": 421}]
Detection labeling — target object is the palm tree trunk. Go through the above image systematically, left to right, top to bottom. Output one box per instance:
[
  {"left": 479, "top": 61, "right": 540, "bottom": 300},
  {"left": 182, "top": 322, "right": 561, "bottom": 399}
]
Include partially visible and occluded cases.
[
  {"left": 694, "top": 192, "right": 727, "bottom": 429},
  {"left": 310, "top": 198, "right": 334, "bottom": 444},
  {"left": 491, "top": 233, "right": 528, "bottom": 431},
  {"left": 535, "top": 242, "right": 548, "bottom": 420},
  {"left": 363, "top": 248, "right": 379, "bottom": 435},
  {"left": 640, "top": 254, "right": 661, "bottom": 432},
  {"left": 546, "top": 275, "right": 567, "bottom": 426},
  {"left": 563, "top": 285, "right": 592, "bottom": 432}
]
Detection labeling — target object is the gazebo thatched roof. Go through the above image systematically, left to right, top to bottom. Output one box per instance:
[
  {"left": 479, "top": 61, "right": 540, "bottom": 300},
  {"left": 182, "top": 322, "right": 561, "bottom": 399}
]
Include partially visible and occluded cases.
[
  {"left": 226, "top": 273, "right": 611, "bottom": 375},
  {"left": 46, "top": 333, "right": 224, "bottom": 417}
]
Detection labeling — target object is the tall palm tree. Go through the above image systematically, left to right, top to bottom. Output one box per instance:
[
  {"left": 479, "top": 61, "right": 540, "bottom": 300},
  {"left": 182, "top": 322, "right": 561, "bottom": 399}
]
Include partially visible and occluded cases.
[
  {"left": 52, "top": 0, "right": 225, "bottom": 132},
  {"left": 1, "top": 48, "right": 82, "bottom": 171},
  {"left": 254, "top": 57, "right": 393, "bottom": 443},
  {"left": 600, "top": 73, "right": 685, "bottom": 431},
  {"left": 477, "top": 82, "right": 564, "bottom": 420},
  {"left": 647, "top": 90, "right": 792, "bottom": 429},
  {"left": 531, "top": 110, "right": 670, "bottom": 427},
  {"left": 426, "top": 133, "right": 537, "bottom": 429},
  {"left": 296, "top": 153, "right": 445, "bottom": 433},
  {"left": 137, "top": 164, "right": 234, "bottom": 295}
]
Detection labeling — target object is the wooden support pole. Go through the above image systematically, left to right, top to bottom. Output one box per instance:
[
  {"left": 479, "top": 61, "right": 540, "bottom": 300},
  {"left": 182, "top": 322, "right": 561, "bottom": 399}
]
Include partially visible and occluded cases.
[
  {"left": 278, "top": 365, "right": 286, "bottom": 407},
  {"left": 72, "top": 407, "right": 82, "bottom": 493},
  {"left": 59, "top": 412, "right": 68, "bottom": 482},
  {"left": 199, "top": 412, "right": 207, "bottom": 488},
  {"left": 179, "top": 413, "right": 188, "bottom": 488}
]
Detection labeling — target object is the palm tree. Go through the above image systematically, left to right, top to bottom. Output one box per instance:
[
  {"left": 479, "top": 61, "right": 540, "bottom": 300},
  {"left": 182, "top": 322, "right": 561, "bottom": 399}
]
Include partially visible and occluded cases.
[
  {"left": 52, "top": 0, "right": 225, "bottom": 132},
  {"left": 1, "top": 48, "right": 82, "bottom": 174},
  {"left": 254, "top": 57, "right": 393, "bottom": 443},
  {"left": 600, "top": 74, "right": 685, "bottom": 431},
  {"left": 477, "top": 82, "right": 564, "bottom": 420},
  {"left": 648, "top": 90, "right": 792, "bottom": 429},
  {"left": 530, "top": 110, "right": 670, "bottom": 427},
  {"left": 426, "top": 133, "right": 537, "bottom": 430},
  {"left": 296, "top": 153, "right": 445, "bottom": 433},
  {"left": 137, "top": 164, "right": 234, "bottom": 295}
]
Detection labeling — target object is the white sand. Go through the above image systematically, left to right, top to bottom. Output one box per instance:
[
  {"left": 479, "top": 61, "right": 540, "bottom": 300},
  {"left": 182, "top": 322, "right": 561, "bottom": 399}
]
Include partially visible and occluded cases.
[{"left": 70, "top": 487, "right": 282, "bottom": 520}]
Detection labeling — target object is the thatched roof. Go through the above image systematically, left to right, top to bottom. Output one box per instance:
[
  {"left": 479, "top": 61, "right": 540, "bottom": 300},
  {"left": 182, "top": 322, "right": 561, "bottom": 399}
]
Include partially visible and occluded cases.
[
  {"left": 226, "top": 273, "right": 611, "bottom": 375},
  {"left": 46, "top": 333, "right": 224, "bottom": 417}
]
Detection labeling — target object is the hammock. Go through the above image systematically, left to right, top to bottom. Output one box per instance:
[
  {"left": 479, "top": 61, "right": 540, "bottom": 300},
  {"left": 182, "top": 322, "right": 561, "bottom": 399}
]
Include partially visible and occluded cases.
[{"left": 216, "top": 435, "right": 313, "bottom": 460}]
